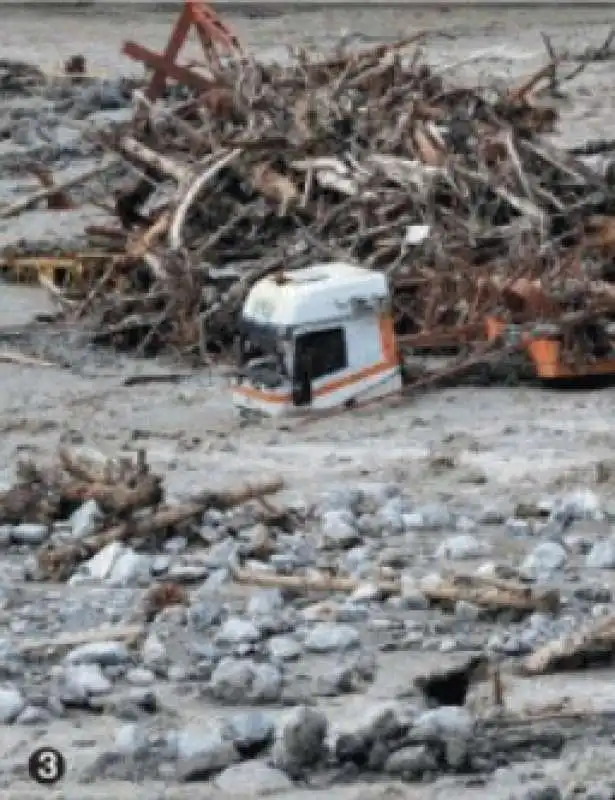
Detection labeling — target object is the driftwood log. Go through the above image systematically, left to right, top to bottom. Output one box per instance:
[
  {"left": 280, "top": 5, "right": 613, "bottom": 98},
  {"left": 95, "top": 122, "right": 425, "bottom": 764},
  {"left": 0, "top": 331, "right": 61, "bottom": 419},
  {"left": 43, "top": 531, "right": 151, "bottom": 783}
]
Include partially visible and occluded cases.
[
  {"left": 234, "top": 568, "right": 559, "bottom": 615},
  {"left": 520, "top": 612, "right": 615, "bottom": 675}
]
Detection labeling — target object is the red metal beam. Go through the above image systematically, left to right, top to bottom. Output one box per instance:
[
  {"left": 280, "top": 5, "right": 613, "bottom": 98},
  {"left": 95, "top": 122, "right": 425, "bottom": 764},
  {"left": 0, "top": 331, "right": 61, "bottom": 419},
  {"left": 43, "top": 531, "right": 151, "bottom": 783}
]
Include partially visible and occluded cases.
[
  {"left": 122, "top": 1, "right": 242, "bottom": 101},
  {"left": 122, "top": 42, "right": 215, "bottom": 96}
]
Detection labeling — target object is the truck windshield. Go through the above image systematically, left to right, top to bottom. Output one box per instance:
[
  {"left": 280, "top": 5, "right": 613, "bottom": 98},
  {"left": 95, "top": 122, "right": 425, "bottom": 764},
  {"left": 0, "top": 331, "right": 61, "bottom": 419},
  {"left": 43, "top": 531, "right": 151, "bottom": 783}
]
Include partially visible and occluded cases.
[{"left": 235, "top": 334, "right": 288, "bottom": 388}]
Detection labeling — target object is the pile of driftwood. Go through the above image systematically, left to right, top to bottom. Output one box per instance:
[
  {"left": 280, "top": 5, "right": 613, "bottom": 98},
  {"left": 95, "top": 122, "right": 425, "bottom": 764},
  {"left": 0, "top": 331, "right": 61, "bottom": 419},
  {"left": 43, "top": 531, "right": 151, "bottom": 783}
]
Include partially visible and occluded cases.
[
  {"left": 7, "top": 34, "right": 615, "bottom": 365},
  {"left": 0, "top": 445, "right": 284, "bottom": 581}
]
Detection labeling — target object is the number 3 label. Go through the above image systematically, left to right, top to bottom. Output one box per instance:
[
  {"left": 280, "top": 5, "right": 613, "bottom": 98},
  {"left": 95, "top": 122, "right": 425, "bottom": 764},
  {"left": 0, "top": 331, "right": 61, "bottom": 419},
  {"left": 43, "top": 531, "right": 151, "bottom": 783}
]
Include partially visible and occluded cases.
[{"left": 28, "top": 747, "right": 66, "bottom": 785}]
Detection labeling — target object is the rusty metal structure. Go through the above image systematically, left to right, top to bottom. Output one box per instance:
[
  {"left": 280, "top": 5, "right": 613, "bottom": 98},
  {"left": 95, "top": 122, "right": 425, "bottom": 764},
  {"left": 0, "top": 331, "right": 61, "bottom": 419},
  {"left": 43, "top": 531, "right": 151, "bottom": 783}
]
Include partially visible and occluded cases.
[{"left": 122, "top": 0, "right": 242, "bottom": 100}]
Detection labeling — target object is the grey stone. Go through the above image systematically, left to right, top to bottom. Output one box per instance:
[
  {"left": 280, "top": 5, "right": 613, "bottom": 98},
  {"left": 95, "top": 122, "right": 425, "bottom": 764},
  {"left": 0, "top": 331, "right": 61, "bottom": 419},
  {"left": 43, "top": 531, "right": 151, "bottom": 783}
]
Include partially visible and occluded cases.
[
  {"left": 77, "top": 82, "right": 129, "bottom": 112},
  {"left": 319, "top": 488, "right": 363, "bottom": 514},
  {"left": 550, "top": 489, "right": 601, "bottom": 522},
  {"left": 374, "top": 497, "right": 405, "bottom": 534},
  {"left": 70, "top": 499, "right": 103, "bottom": 538},
  {"left": 404, "top": 503, "right": 454, "bottom": 531},
  {"left": 478, "top": 506, "right": 506, "bottom": 525},
  {"left": 321, "top": 509, "right": 359, "bottom": 549},
  {"left": 356, "top": 514, "right": 378, "bottom": 536},
  {"left": 455, "top": 515, "right": 477, "bottom": 533},
  {"left": 506, "top": 517, "right": 533, "bottom": 536},
  {"left": 11, "top": 523, "right": 49, "bottom": 545},
  {"left": 564, "top": 533, "right": 593, "bottom": 555},
  {"left": 435, "top": 534, "right": 488, "bottom": 560},
  {"left": 164, "top": 535, "right": 187, "bottom": 554},
  {"left": 205, "top": 539, "right": 240, "bottom": 569},
  {"left": 586, "top": 539, "right": 615, "bottom": 569},
  {"left": 79, "top": 542, "right": 124, "bottom": 581},
  {"left": 520, "top": 542, "right": 567, "bottom": 579},
  {"left": 108, "top": 549, "right": 149, "bottom": 586},
  {"left": 150, "top": 555, "right": 171, "bottom": 576},
  {"left": 167, "top": 559, "right": 209, "bottom": 583},
  {"left": 201, "top": 570, "right": 232, "bottom": 592},
  {"left": 399, "top": 573, "right": 429, "bottom": 609},
  {"left": 351, "top": 582, "right": 383, "bottom": 602},
  {"left": 248, "top": 589, "right": 284, "bottom": 617},
  {"left": 189, "top": 599, "right": 223, "bottom": 630},
  {"left": 455, "top": 600, "right": 481, "bottom": 620},
  {"left": 337, "top": 602, "right": 369, "bottom": 623},
  {"left": 215, "top": 617, "right": 261, "bottom": 645},
  {"left": 305, "top": 623, "right": 360, "bottom": 653},
  {"left": 141, "top": 633, "right": 168, "bottom": 670},
  {"left": 267, "top": 635, "right": 303, "bottom": 662},
  {"left": 65, "top": 641, "right": 130, "bottom": 666},
  {"left": 210, "top": 658, "right": 282, "bottom": 704},
  {"left": 63, "top": 663, "right": 112, "bottom": 696},
  {"left": 250, "top": 663, "right": 283, "bottom": 703},
  {"left": 314, "top": 666, "right": 361, "bottom": 696},
  {"left": 126, "top": 667, "right": 155, "bottom": 686},
  {"left": 0, "top": 687, "right": 25, "bottom": 723},
  {"left": 16, "top": 705, "right": 50, "bottom": 725},
  {"left": 273, "top": 706, "right": 328, "bottom": 774},
  {"left": 413, "top": 706, "right": 475, "bottom": 741},
  {"left": 222, "top": 710, "right": 275, "bottom": 755},
  {"left": 114, "top": 723, "right": 148, "bottom": 756},
  {"left": 177, "top": 726, "right": 239, "bottom": 781},
  {"left": 384, "top": 745, "right": 437, "bottom": 777},
  {"left": 215, "top": 761, "right": 292, "bottom": 794},
  {"left": 522, "top": 787, "right": 562, "bottom": 800}
]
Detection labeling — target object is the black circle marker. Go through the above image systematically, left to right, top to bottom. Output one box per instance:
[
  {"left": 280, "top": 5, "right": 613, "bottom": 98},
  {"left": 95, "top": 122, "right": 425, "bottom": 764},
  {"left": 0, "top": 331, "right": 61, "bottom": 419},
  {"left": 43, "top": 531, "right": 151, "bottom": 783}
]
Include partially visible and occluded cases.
[{"left": 28, "top": 747, "right": 66, "bottom": 785}]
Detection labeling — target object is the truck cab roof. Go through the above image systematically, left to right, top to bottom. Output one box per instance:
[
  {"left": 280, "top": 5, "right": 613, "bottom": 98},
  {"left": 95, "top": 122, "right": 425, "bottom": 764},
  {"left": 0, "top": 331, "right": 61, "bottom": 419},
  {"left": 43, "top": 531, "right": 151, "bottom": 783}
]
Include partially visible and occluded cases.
[{"left": 242, "top": 262, "right": 388, "bottom": 329}]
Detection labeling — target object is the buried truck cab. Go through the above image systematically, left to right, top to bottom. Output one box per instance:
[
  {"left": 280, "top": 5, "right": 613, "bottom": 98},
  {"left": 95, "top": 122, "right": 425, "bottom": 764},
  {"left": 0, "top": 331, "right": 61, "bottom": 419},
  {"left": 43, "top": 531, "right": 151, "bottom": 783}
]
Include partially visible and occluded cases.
[{"left": 231, "top": 262, "right": 402, "bottom": 415}]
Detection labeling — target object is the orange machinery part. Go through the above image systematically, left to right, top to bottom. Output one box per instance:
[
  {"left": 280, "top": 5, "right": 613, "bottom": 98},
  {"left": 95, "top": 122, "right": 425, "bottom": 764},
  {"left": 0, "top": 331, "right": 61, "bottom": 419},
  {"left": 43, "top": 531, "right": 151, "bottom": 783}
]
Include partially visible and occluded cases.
[{"left": 485, "top": 316, "right": 615, "bottom": 379}]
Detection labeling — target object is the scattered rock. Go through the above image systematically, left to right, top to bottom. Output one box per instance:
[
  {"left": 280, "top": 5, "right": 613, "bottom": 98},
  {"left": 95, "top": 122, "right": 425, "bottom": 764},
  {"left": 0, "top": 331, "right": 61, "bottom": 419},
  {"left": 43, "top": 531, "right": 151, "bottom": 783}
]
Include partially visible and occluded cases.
[
  {"left": 70, "top": 499, "right": 103, "bottom": 538},
  {"left": 321, "top": 509, "right": 360, "bottom": 549},
  {"left": 11, "top": 523, "right": 49, "bottom": 545},
  {"left": 436, "top": 534, "right": 488, "bottom": 560},
  {"left": 585, "top": 539, "right": 615, "bottom": 569},
  {"left": 520, "top": 542, "right": 567, "bottom": 579},
  {"left": 216, "top": 617, "right": 262, "bottom": 645},
  {"left": 304, "top": 623, "right": 360, "bottom": 653},
  {"left": 65, "top": 641, "right": 130, "bottom": 666},
  {"left": 209, "top": 658, "right": 282, "bottom": 704},
  {"left": 63, "top": 663, "right": 112, "bottom": 697},
  {"left": 0, "top": 686, "right": 25, "bottom": 723},
  {"left": 273, "top": 705, "right": 328, "bottom": 776},
  {"left": 221, "top": 710, "right": 275, "bottom": 757},
  {"left": 177, "top": 726, "right": 239, "bottom": 781},
  {"left": 384, "top": 744, "right": 437, "bottom": 778},
  {"left": 215, "top": 760, "right": 293, "bottom": 794}
]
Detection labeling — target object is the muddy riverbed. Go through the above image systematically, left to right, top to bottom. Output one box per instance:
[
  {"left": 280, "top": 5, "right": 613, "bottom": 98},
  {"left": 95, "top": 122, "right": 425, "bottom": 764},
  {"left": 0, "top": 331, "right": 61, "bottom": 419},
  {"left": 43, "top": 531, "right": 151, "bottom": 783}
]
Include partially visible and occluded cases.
[{"left": 3, "top": 5, "right": 615, "bottom": 800}]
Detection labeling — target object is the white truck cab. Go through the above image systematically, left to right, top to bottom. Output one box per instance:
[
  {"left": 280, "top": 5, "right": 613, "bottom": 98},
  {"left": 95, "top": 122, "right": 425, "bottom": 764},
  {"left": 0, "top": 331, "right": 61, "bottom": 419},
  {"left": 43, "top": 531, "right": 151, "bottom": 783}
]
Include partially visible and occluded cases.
[{"left": 231, "top": 262, "right": 402, "bottom": 416}]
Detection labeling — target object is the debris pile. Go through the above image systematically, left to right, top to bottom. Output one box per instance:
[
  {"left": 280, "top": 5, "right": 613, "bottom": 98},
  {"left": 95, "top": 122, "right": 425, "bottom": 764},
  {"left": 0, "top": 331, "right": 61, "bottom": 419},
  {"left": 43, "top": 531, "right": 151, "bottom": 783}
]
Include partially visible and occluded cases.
[
  {"left": 4, "top": 32, "right": 615, "bottom": 370},
  {"left": 0, "top": 445, "right": 284, "bottom": 581},
  {"left": 1, "top": 445, "right": 562, "bottom": 624}
]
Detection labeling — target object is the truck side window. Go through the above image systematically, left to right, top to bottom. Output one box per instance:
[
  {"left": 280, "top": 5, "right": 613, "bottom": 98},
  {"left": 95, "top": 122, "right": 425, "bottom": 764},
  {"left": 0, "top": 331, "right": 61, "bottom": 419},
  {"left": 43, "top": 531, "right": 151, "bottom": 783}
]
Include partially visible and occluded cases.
[{"left": 295, "top": 328, "right": 347, "bottom": 380}]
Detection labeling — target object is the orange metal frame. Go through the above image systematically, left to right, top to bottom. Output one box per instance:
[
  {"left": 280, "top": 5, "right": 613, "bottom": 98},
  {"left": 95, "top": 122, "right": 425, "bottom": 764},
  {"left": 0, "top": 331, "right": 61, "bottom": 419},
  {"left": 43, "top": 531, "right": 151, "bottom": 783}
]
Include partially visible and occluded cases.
[{"left": 122, "top": 0, "right": 242, "bottom": 100}]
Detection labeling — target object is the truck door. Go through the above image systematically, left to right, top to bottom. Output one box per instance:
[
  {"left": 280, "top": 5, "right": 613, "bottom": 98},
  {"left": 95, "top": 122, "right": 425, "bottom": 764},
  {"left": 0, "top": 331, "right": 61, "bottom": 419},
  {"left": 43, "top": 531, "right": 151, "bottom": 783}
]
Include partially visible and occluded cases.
[
  {"left": 292, "top": 328, "right": 348, "bottom": 407},
  {"left": 292, "top": 342, "right": 313, "bottom": 407}
]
